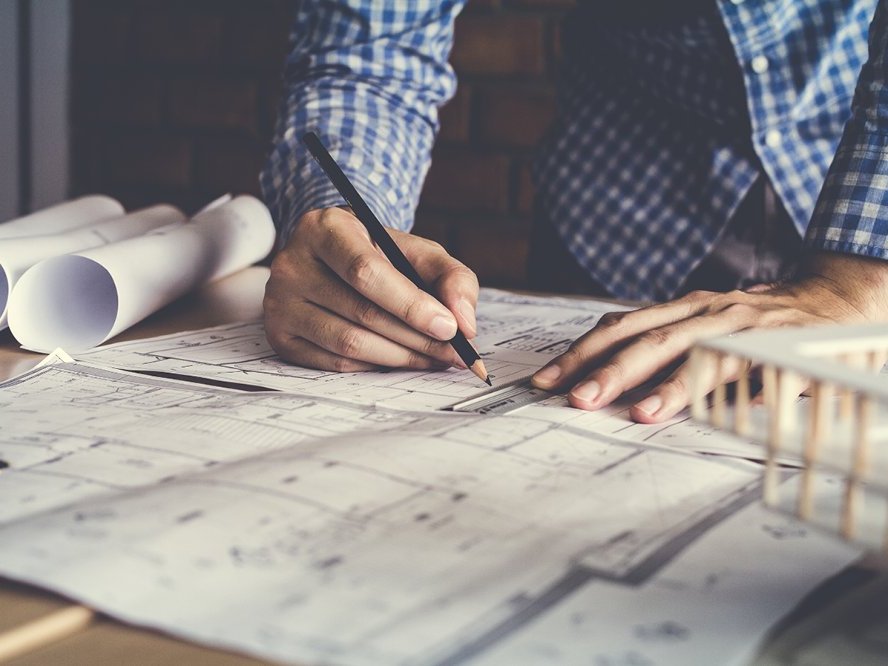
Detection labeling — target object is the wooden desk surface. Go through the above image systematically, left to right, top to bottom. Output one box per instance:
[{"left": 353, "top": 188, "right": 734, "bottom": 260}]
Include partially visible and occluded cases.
[{"left": 1, "top": 268, "right": 885, "bottom": 665}]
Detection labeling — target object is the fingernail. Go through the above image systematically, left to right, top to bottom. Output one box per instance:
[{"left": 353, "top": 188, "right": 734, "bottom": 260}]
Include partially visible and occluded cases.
[
  {"left": 458, "top": 299, "right": 477, "bottom": 336},
  {"left": 429, "top": 315, "right": 457, "bottom": 341},
  {"left": 533, "top": 365, "right": 561, "bottom": 386},
  {"left": 571, "top": 380, "right": 600, "bottom": 403},
  {"left": 634, "top": 394, "right": 663, "bottom": 416}
]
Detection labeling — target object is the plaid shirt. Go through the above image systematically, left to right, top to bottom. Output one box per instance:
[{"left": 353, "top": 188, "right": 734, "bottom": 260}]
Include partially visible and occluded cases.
[{"left": 261, "top": 0, "right": 886, "bottom": 301}]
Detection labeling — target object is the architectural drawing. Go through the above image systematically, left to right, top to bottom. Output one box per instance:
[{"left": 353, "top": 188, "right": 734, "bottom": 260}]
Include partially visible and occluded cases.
[
  {"left": 74, "top": 290, "right": 779, "bottom": 462},
  {"left": 0, "top": 357, "right": 857, "bottom": 665}
]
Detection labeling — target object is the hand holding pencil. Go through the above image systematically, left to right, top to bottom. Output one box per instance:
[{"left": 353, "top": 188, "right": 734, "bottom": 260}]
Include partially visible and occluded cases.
[{"left": 263, "top": 135, "right": 487, "bottom": 382}]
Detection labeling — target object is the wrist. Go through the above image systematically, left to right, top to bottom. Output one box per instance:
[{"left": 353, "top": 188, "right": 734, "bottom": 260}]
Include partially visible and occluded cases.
[{"left": 797, "top": 251, "right": 888, "bottom": 321}]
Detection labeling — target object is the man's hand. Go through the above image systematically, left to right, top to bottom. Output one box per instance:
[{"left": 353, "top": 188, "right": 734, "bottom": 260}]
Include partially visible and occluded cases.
[
  {"left": 264, "top": 207, "right": 479, "bottom": 372},
  {"left": 531, "top": 253, "right": 888, "bottom": 423}
]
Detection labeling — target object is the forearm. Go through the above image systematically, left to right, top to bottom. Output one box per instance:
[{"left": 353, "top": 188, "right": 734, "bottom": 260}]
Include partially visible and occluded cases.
[{"left": 260, "top": 1, "right": 464, "bottom": 250}]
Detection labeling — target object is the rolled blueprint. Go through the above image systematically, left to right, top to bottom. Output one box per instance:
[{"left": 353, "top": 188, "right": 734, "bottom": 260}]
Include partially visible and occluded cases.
[
  {"left": 0, "top": 195, "right": 124, "bottom": 239},
  {"left": 8, "top": 196, "right": 276, "bottom": 352},
  {"left": 0, "top": 205, "right": 186, "bottom": 328}
]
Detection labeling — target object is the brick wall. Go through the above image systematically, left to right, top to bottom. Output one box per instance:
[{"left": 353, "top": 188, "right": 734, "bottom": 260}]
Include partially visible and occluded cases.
[
  {"left": 70, "top": 0, "right": 574, "bottom": 289},
  {"left": 70, "top": 0, "right": 291, "bottom": 214}
]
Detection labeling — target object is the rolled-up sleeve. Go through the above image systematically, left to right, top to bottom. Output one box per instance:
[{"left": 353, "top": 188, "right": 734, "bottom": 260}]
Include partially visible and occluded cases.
[
  {"left": 806, "top": 0, "right": 888, "bottom": 259},
  {"left": 260, "top": 1, "right": 464, "bottom": 247}
]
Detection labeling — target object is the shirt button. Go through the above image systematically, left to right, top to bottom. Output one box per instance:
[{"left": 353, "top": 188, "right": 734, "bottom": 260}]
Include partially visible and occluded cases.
[
  {"left": 730, "top": 0, "right": 745, "bottom": 4},
  {"left": 751, "top": 55, "right": 769, "bottom": 74},
  {"left": 284, "top": 127, "right": 295, "bottom": 140},
  {"left": 765, "top": 130, "right": 783, "bottom": 148}
]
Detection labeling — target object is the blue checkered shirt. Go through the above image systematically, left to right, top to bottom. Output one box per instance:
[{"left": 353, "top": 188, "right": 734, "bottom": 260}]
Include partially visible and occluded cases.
[{"left": 261, "top": 0, "right": 888, "bottom": 301}]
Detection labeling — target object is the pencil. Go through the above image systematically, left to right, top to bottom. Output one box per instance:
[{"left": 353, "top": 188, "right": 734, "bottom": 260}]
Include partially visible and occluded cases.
[{"left": 301, "top": 131, "right": 491, "bottom": 386}]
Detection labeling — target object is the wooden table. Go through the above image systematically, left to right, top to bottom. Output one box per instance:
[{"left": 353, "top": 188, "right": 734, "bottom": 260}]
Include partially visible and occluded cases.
[{"left": 0, "top": 267, "right": 886, "bottom": 665}]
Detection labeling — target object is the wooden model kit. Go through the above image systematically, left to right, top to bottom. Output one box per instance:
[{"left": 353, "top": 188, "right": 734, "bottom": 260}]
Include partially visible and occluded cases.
[{"left": 689, "top": 324, "right": 888, "bottom": 558}]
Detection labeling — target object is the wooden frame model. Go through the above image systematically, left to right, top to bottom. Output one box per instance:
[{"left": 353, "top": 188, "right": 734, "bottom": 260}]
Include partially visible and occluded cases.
[{"left": 689, "top": 323, "right": 888, "bottom": 559}]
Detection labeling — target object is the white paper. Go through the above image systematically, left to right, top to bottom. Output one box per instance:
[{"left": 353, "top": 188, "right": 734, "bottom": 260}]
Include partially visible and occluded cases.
[
  {"left": 195, "top": 192, "right": 232, "bottom": 214},
  {"left": 0, "top": 195, "right": 124, "bottom": 239},
  {"left": 7, "top": 196, "right": 275, "bottom": 352},
  {"left": 0, "top": 204, "right": 185, "bottom": 328},
  {"left": 75, "top": 290, "right": 631, "bottom": 410},
  {"left": 76, "top": 290, "right": 787, "bottom": 462},
  {"left": 0, "top": 358, "right": 854, "bottom": 666},
  {"left": 469, "top": 479, "right": 860, "bottom": 666}
]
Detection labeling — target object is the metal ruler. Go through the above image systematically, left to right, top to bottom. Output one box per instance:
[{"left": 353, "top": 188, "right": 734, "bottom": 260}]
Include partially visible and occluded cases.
[{"left": 448, "top": 379, "right": 553, "bottom": 415}]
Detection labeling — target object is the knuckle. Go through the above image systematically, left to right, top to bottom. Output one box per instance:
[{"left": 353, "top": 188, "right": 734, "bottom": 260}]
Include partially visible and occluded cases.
[
  {"left": 297, "top": 209, "right": 326, "bottom": 237},
  {"left": 423, "top": 238, "right": 446, "bottom": 255},
  {"left": 268, "top": 248, "right": 297, "bottom": 281},
  {"left": 346, "top": 254, "right": 379, "bottom": 291},
  {"left": 447, "top": 264, "right": 480, "bottom": 292},
  {"left": 459, "top": 264, "right": 480, "bottom": 287},
  {"left": 684, "top": 289, "right": 715, "bottom": 303},
  {"left": 262, "top": 291, "right": 279, "bottom": 316},
  {"left": 401, "top": 295, "right": 426, "bottom": 325},
  {"left": 353, "top": 298, "right": 380, "bottom": 328},
  {"left": 722, "top": 302, "right": 755, "bottom": 319},
  {"left": 757, "top": 308, "right": 785, "bottom": 328},
  {"left": 596, "top": 311, "right": 625, "bottom": 329},
  {"left": 334, "top": 327, "right": 365, "bottom": 359},
  {"left": 264, "top": 328, "right": 287, "bottom": 356},
  {"left": 637, "top": 328, "right": 672, "bottom": 349},
  {"left": 422, "top": 337, "right": 449, "bottom": 359},
  {"left": 562, "top": 342, "right": 587, "bottom": 364},
  {"left": 405, "top": 350, "right": 432, "bottom": 369},
  {"left": 331, "top": 355, "right": 362, "bottom": 373},
  {"left": 597, "top": 358, "right": 627, "bottom": 384},
  {"left": 661, "top": 374, "right": 689, "bottom": 398}
]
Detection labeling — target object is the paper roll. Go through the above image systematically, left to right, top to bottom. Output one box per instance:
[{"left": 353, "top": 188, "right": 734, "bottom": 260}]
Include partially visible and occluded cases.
[
  {"left": 0, "top": 195, "right": 124, "bottom": 239},
  {"left": 8, "top": 196, "right": 276, "bottom": 352},
  {"left": 0, "top": 205, "right": 186, "bottom": 328}
]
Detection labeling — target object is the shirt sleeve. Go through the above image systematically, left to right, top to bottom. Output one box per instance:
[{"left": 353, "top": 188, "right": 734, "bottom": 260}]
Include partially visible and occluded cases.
[
  {"left": 806, "top": 0, "right": 888, "bottom": 259},
  {"left": 260, "top": 1, "right": 464, "bottom": 248}
]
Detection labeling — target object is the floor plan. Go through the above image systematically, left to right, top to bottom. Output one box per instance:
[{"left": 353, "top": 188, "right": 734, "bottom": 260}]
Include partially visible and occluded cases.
[{"left": 0, "top": 355, "right": 861, "bottom": 665}]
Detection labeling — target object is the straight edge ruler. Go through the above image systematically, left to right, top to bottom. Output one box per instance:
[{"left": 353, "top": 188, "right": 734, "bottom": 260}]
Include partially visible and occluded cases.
[{"left": 447, "top": 377, "right": 553, "bottom": 415}]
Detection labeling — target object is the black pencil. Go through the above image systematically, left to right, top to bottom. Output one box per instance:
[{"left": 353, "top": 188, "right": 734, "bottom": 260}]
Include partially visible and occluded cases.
[{"left": 301, "top": 131, "right": 491, "bottom": 386}]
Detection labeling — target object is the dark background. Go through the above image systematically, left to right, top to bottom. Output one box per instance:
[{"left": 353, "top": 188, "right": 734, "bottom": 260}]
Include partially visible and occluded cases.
[{"left": 70, "top": 0, "right": 575, "bottom": 288}]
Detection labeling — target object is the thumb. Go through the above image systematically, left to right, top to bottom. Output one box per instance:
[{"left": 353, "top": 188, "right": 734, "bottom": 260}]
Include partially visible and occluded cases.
[
  {"left": 403, "top": 236, "right": 479, "bottom": 338},
  {"left": 437, "top": 264, "right": 480, "bottom": 339}
]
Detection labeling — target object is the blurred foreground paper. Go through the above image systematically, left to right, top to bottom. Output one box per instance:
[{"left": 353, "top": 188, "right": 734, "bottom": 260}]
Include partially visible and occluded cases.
[
  {"left": 0, "top": 195, "right": 124, "bottom": 239},
  {"left": 8, "top": 196, "right": 275, "bottom": 352},
  {"left": 0, "top": 205, "right": 185, "bottom": 328}
]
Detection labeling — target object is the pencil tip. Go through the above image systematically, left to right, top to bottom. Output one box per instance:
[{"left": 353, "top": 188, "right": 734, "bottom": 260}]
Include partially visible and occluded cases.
[{"left": 485, "top": 377, "right": 492, "bottom": 386}]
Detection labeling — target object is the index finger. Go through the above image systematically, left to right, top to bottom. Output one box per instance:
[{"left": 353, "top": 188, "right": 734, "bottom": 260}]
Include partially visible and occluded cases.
[
  {"left": 312, "top": 215, "right": 459, "bottom": 341},
  {"left": 531, "top": 291, "right": 718, "bottom": 391}
]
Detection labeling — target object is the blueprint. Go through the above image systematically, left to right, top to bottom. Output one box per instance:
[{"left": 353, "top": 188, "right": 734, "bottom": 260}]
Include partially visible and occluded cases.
[
  {"left": 76, "top": 289, "right": 779, "bottom": 462},
  {"left": 76, "top": 289, "right": 621, "bottom": 411},
  {"left": 0, "top": 355, "right": 860, "bottom": 665},
  {"left": 470, "top": 477, "right": 860, "bottom": 666}
]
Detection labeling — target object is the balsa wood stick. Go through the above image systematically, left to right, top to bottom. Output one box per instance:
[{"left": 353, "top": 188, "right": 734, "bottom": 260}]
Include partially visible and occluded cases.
[
  {"left": 689, "top": 347, "right": 708, "bottom": 422},
  {"left": 712, "top": 352, "right": 726, "bottom": 428},
  {"left": 838, "top": 353, "right": 855, "bottom": 422},
  {"left": 734, "top": 359, "right": 751, "bottom": 437},
  {"left": 762, "top": 364, "right": 780, "bottom": 506},
  {"left": 778, "top": 369, "right": 798, "bottom": 437},
  {"left": 798, "top": 381, "right": 827, "bottom": 520},
  {"left": 841, "top": 394, "right": 872, "bottom": 540}
]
